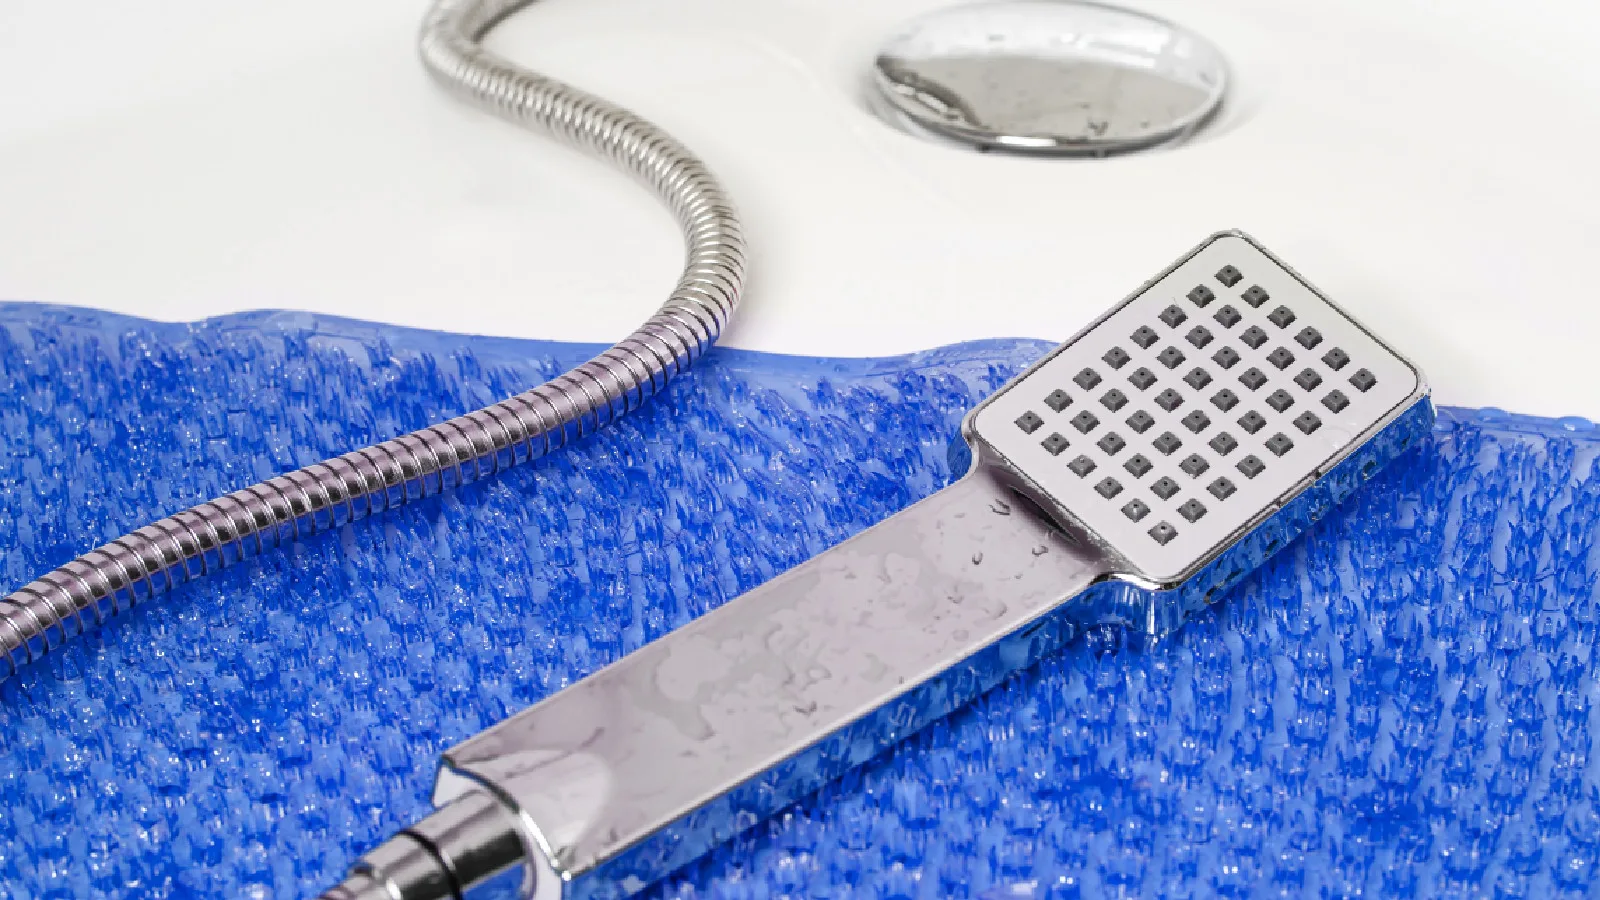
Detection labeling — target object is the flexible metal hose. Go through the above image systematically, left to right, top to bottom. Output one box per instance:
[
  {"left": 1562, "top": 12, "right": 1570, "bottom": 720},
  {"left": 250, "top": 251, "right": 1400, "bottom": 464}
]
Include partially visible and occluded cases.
[{"left": 0, "top": 0, "right": 746, "bottom": 681}]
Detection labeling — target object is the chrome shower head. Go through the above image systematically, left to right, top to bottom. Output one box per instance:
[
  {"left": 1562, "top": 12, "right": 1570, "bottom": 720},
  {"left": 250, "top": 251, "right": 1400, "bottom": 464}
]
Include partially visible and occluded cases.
[
  {"left": 967, "top": 229, "right": 1431, "bottom": 635},
  {"left": 322, "top": 232, "right": 1433, "bottom": 900}
]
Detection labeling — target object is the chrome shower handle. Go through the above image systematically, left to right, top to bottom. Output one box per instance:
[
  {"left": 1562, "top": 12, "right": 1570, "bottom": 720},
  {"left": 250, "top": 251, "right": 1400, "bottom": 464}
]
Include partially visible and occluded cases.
[{"left": 329, "top": 470, "right": 1107, "bottom": 900}]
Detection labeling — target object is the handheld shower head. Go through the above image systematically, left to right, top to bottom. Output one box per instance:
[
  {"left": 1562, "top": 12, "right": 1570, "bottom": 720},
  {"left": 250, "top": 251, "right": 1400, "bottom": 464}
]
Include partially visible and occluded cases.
[{"left": 324, "top": 232, "right": 1433, "bottom": 900}]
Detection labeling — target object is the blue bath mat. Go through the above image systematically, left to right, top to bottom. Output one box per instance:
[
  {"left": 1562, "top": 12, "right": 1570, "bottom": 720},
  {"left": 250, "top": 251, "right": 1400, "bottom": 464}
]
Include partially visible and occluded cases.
[{"left": 2, "top": 303, "right": 1599, "bottom": 899}]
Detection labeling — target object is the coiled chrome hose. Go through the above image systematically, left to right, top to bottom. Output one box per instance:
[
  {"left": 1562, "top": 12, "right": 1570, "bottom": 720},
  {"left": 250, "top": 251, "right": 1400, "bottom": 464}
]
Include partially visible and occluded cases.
[{"left": 0, "top": 0, "right": 746, "bottom": 681}]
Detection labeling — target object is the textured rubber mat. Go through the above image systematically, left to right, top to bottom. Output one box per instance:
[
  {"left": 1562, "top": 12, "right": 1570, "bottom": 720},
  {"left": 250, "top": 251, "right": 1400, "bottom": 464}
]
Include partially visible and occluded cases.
[{"left": 3, "top": 304, "right": 1600, "bottom": 899}]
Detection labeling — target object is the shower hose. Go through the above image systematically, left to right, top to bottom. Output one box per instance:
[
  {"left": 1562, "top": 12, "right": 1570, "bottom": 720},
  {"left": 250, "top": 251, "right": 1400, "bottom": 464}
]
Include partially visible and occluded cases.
[{"left": 0, "top": 0, "right": 748, "bottom": 681}]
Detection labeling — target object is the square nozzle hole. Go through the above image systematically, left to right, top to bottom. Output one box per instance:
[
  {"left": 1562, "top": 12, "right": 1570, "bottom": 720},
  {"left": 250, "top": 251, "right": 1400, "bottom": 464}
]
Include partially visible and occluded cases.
[
  {"left": 1124, "top": 454, "right": 1153, "bottom": 477},
  {"left": 1179, "top": 499, "right": 1207, "bottom": 523}
]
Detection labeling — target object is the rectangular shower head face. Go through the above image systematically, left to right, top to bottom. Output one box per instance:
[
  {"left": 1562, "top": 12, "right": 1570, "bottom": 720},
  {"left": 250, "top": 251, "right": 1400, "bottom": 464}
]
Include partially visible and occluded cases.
[{"left": 967, "top": 231, "right": 1428, "bottom": 589}]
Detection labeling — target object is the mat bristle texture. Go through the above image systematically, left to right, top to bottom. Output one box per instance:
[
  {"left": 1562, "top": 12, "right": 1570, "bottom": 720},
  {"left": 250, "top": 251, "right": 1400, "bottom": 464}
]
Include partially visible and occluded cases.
[{"left": 3, "top": 305, "right": 1600, "bottom": 899}]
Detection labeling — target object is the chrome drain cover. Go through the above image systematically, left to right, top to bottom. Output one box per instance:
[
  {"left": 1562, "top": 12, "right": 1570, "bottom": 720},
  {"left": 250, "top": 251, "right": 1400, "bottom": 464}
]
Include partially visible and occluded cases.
[{"left": 871, "top": 1, "right": 1229, "bottom": 156}]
